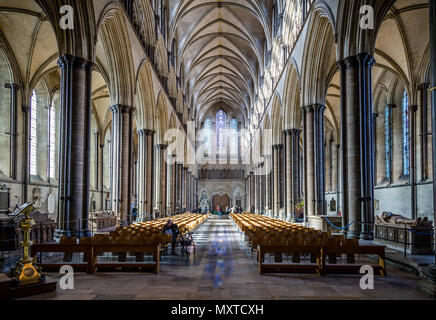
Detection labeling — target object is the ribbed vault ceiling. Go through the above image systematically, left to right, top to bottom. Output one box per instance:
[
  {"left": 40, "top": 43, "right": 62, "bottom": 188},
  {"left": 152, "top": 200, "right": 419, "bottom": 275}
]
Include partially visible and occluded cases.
[{"left": 170, "top": 0, "right": 273, "bottom": 125}]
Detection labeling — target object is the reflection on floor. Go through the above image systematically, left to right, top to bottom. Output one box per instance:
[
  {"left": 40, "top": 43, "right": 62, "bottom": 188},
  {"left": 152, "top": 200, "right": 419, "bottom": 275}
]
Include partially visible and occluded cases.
[{"left": 21, "top": 216, "right": 433, "bottom": 300}]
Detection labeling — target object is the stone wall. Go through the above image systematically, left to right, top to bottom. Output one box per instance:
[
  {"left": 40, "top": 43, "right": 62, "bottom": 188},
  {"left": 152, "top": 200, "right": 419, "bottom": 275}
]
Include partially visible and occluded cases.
[{"left": 197, "top": 179, "right": 246, "bottom": 211}]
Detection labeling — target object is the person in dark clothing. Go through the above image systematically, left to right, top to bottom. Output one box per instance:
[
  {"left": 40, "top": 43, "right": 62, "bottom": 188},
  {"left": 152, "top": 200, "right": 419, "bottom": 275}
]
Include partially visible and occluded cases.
[
  {"left": 131, "top": 202, "right": 138, "bottom": 222},
  {"left": 162, "top": 219, "right": 179, "bottom": 255}
]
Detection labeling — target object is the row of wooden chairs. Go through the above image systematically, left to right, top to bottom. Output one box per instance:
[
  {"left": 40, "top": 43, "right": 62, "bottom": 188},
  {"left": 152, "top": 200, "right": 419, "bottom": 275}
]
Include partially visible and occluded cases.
[{"left": 231, "top": 213, "right": 387, "bottom": 277}]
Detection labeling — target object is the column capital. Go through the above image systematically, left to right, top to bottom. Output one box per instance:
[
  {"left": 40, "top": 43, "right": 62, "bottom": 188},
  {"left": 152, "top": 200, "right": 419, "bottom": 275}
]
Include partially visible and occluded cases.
[
  {"left": 339, "top": 53, "right": 375, "bottom": 71},
  {"left": 356, "top": 53, "right": 376, "bottom": 68},
  {"left": 58, "top": 54, "right": 94, "bottom": 71},
  {"left": 336, "top": 59, "right": 346, "bottom": 71},
  {"left": 5, "top": 83, "right": 19, "bottom": 90},
  {"left": 418, "top": 83, "right": 430, "bottom": 91},
  {"left": 110, "top": 104, "right": 134, "bottom": 114},
  {"left": 302, "top": 104, "right": 326, "bottom": 113},
  {"left": 284, "top": 128, "right": 301, "bottom": 136},
  {"left": 290, "top": 128, "right": 301, "bottom": 136},
  {"left": 137, "top": 129, "right": 146, "bottom": 136},
  {"left": 145, "top": 129, "right": 155, "bottom": 136},
  {"left": 283, "top": 129, "right": 292, "bottom": 136},
  {"left": 154, "top": 144, "right": 167, "bottom": 150},
  {"left": 272, "top": 144, "right": 283, "bottom": 150}
]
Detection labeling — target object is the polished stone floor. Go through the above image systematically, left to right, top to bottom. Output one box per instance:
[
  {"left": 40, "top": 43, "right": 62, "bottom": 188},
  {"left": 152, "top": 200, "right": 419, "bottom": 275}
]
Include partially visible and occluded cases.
[{"left": 21, "top": 217, "right": 433, "bottom": 300}]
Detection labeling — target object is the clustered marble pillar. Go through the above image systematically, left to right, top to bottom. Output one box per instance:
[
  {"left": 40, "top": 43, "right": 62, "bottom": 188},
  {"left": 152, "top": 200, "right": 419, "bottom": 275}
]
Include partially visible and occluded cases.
[
  {"left": 56, "top": 54, "right": 93, "bottom": 238},
  {"left": 338, "top": 54, "right": 375, "bottom": 239},
  {"left": 5, "top": 83, "right": 18, "bottom": 180},
  {"left": 418, "top": 83, "right": 430, "bottom": 181},
  {"left": 110, "top": 104, "right": 134, "bottom": 225},
  {"left": 302, "top": 104, "right": 326, "bottom": 220},
  {"left": 284, "top": 129, "right": 301, "bottom": 221},
  {"left": 137, "top": 130, "right": 146, "bottom": 220},
  {"left": 145, "top": 131, "right": 154, "bottom": 216},
  {"left": 154, "top": 144, "right": 167, "bottom": 218},
  {"left": 272, "top": 145, "right": 280, "bottom": 218},
  {"left": 166, "top": 155, "right": 176, "bottom": 216},
  {"left": 258, "top": 162, "right": 264, "bottom": 214},
  {"left": 176, "top": 163, "right": 183, "bottom": 211},
  {"left": 254, "top": 165, "right": 259, "bottom": 213},
  {"left": 265, "top": 166, "right": 271, "bottom": 216},
  {"left": 183, "top": 167, "right": 188, "bottom": 210},
  {"left": 187, "top": 171, "right": 192, "bottom": 211},
  {"left": 250, "top": 171, "right": 255, "bottom": 210}
]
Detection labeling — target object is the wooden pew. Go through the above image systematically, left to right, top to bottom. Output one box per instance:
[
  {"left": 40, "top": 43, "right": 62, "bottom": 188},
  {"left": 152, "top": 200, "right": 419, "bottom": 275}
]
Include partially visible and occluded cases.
[
  {"left": 31, "top": 243, "right": 92, "bottom": 273},
  {"left": 91, "top": 244, "right": 161, "bottom": 274},
  {"left": 258, "top": 245, "right": 323, "bottom": 276},
  {"left": 321, "top": 245, "right": 387, "bottom": 277}
]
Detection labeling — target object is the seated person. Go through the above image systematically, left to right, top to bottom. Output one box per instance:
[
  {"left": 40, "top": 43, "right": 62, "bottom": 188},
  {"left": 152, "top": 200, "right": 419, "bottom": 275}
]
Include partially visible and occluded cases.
[{"left": 162, "top": 219, "right": 179, "bottom": 255}]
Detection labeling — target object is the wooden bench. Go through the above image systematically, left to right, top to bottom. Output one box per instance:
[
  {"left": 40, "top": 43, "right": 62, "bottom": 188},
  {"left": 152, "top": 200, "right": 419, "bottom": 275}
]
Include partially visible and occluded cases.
[
  {"left": 31, "top": 243, "right": 161, "bottom": 274},
  {"left": 31, "top": 243, "right": 92, "bottom": 273},
  {"left": 91, "top": 244, "right": 160, "bottom": 274},
  {"left": 257, "top": 244, "right": 387, "bottom": 277},
  {"left": 258, "top": 245, "right": 323, "bottom": 276},
  {"left": 322, "top": 245, "right": 387, "bottom": 277}
]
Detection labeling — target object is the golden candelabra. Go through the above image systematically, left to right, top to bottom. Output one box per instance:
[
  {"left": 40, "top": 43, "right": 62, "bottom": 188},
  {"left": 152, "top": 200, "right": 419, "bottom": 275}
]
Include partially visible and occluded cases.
[{"left": 12, "top": 201, "right": 42, "bottom": 286}]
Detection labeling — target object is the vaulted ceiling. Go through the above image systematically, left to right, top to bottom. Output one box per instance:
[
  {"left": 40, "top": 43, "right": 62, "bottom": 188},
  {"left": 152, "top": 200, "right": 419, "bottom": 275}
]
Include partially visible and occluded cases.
[{"left": 170, "top": 0, "right": 273, "bottom": 126}]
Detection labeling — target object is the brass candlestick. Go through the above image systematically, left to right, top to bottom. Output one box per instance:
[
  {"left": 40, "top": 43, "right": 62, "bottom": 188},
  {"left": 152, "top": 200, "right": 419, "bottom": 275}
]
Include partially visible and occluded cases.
[{"left": 11, "top": 201, "right": 42, "bottom": 286}]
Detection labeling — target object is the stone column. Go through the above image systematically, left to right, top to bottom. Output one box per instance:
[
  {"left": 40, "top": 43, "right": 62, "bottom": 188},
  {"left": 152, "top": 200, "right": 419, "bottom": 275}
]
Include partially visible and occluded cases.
[
  {"left": 430, "top": 0, "right": 436, "bottom": 263},
  {"left": 56, "top": 54, "right": 93, "bottom": 238},
  {"left": 338, "top": 54, "right": 375, "bottom": 239},
  {"left": 5, "top": 83, "right": 18, "bottom": 179},
  {"left": 419, "top": 83, "right": 430, "bottom": 181},
  {"left": 302, "top": 104, "right": 327, "bottom": 218},
  {"left": 410, "top": 104, "right": 418, "bottom": 219},
  {"left": 110, "top": 105, "right": 120, "bottom": 217},
  {"left": 111, "top": 105, "right": 133, "bottom": 225},
  {"left": 314, "top": 105, "right": 326, "bottom": 217},
  {"left": 302, "top": 106, "right": 315, "bottom": 219},
  {"left": 137, "top": 129, "right": 146, "bottom": 220},
  {"left": 291, "top": 129, "right": 302, "bottom": 218},
  {"left": 285, "top": 130, "right": 292, "bottom": 220},
  {"left": 145, "top": 131, "right": 154, "bottom": 216},
  {"left": 99, "top": 143, "right": 104, "bottom": 211},
  {"left": 279, "top": 143, "right": 285, "bottom": 215},
  {"left": 154, "top": 144, "right": 167, "bottom": 217},
  {"left": 335, "top": 144, "right": 340, "bottom": 214},
  {"left": 273, "top": 145, "right": 280, "bottom": 218},
  {"left": 166, "top": 154, "right": 176, "bottom": 216},
  {"left": 171, "top": 155, "right": 177, "bottom": 214},
  {"left": 176, "top": 163, "right": 183, "bottom": 211},
  {"left": 258, "top": 163, "right": 264, "bottom": 214},
  {"left": 254, "top": 165, "right": 259, "bottom": 213},
  {"left": 183, "top": 167, "right": 188, "bottom": 210},
  {"left": 265, "top": 170, "right": 271, "bottom": 215},
  {"left": 250, "top": 171, "right": 255, "bottom": 210},
  {"left": 187, "top": 173, "right": 190, "bottom": 211},
  {"left": 245, "top": 176, "right": 249, "bottom": 211}
]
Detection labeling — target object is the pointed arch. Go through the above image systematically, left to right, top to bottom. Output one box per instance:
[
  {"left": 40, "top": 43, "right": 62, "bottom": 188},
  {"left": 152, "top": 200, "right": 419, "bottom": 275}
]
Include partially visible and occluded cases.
[{"left": 97, "top": 3, "right": 135, "bottom": 107}]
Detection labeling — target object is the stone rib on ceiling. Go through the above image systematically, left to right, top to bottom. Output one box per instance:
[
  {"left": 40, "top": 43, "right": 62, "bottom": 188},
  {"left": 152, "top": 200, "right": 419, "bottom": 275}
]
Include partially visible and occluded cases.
[{"left": 170, "top": 0, "right": 271, "bottom": 124}]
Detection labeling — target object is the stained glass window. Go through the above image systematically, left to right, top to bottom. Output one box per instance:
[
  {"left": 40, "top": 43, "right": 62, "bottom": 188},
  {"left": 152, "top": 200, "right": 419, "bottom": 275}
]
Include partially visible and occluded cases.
[
  {"left": 402, "top": 90, "right": 410, "bottom": 176},
  {"left": 30, "top": 91, "right": 38, "bottom": 176},
  {"left": 48, "top": 98, "right": 57, "bottom": 179},
  {"left": 384, "top": 106, "right": 392, "bottom": 180},
  {"left": 216, "top": 110, "right": 226, "bottom": 154},
  {"left": 204, "top": 118, "right": 212, "bottom": 156},
  {"left": 230, "top": 119, "right": 238, "bottom": 156}
]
